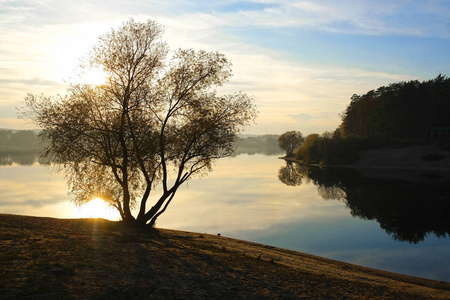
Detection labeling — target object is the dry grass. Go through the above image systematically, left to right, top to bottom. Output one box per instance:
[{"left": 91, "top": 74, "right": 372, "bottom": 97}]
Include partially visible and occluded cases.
[{"left": 0, "top": 214, "right": 449, "bottom": 299}]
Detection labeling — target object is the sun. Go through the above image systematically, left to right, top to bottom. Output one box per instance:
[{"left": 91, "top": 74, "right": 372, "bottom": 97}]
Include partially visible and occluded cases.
[{"left": 74, "top": 198, "right": 120, "bottom": 220}]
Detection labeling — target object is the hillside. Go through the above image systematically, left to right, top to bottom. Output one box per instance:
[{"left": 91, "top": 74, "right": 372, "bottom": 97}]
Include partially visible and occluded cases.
[
  {"left": 352, "top": 143, "right": 450, "bottom": 170},
  {"left": 1, "top": 214, "right": 449, "bottom": 299}
]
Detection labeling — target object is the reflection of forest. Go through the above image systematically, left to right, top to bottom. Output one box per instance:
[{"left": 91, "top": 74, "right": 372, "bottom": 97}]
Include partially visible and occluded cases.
[{"left": 278, "top": 162, "right": 450, "bottom": 243}]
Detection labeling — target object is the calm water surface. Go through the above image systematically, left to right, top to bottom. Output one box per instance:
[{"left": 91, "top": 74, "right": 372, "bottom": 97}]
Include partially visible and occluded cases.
[{"left": 0, "top": 154, "right": 449, "bottom": 282}]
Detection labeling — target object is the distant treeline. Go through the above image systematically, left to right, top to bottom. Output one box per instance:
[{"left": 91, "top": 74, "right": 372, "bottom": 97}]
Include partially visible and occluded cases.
[
  {"left": 294, "top": 74, "right": 450, "bottom": 164},
  {"left": 0, "top": 130, "right": 40, "bottom": 152},
  {"left": 0, "top": 130, "right": 43, "bottom": 165},
  {"left": 0, "top": 131, "right": 281, "bottom": 165},
  {"left": 233, "top": 134, "right": 282, "bottom": 156}
]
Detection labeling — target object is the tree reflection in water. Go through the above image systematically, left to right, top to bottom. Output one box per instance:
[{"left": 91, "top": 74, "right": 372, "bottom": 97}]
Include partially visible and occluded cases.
[
  {"left": 278, "top": 161, "right": 450, "bottom": 243},
  {"left": 277, "top": 162, "right": 303, "bottom": 186}
]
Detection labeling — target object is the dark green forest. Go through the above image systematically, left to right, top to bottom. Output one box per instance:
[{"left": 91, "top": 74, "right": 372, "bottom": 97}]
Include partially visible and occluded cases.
[
  {"left": 340, "top": 74, "right": 450, "bottom": 139},
  {"left": 295, "top": 75, "right": 450, "bottom": 164}
]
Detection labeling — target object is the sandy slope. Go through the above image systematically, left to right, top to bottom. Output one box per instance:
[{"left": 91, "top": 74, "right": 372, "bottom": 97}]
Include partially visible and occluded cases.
[
  {"left": 352, "top": 143, "right": 450, "bottom": 170},
  {"left": 0, "top": 214, "right": 449, "bottom": 299}
]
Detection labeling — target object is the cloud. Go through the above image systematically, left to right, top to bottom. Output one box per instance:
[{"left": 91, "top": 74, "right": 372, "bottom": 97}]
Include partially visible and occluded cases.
[
  {"left": 2, "top": 0, "right": 450, "bottom": 39},
  {"left": 230, "top": 0, "right": 450, "bottom": 37},
  {"left": 218, "top": 47, "right": 408, "bottom": 133},
  {"left": 0, "top": 74, "right": 67, "bottom": 109},
  {"left": 0, "top": 77, "right": 61, "bottom": 86},
  {"left": 289, "top": 113, "right": 314, "bottom": 122},
  {"left": 0, "top": 118, "right": 35, "bottom": 129}
]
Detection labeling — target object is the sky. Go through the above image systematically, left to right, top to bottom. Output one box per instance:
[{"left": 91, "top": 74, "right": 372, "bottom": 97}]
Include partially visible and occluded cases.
[{"left": 1, "top": 0, "right": 449, "bottom": 135}]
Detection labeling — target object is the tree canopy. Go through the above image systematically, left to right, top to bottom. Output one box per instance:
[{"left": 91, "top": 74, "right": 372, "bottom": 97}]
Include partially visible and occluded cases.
[
  {"left": 20, "top": 19, "right": 257, "bottom": 228},
  {"left": 340, "top": 74, "right": 450, "bottom": 138},
  {"left": 277, "top": 131, "right": 304, "bottom": 157}
]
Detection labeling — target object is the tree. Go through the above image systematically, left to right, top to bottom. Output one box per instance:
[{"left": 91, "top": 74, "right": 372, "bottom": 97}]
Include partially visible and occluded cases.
[
  {"left": 20, "top": 19, "right": 257, "bottom": 228},
  {"left": 277, "top": 131, "right": 304, "bottom": 157},
  {"left": 295, "top": 133, "right": 319, "bottom": 163}
]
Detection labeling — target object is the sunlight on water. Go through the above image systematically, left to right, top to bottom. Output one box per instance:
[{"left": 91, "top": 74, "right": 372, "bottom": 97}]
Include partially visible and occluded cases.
[{"left": 74, "top": 197, "right": 120, "bottom": 220}]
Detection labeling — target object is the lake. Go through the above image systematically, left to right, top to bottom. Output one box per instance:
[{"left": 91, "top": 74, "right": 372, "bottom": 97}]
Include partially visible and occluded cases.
[{"left": 1, "top": 152, "right": 449, "bottom": 282}]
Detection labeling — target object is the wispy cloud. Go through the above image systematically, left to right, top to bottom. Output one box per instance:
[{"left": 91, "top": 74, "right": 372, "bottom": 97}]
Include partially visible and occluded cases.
[
  {"left": 3, "top": 0, "right": 449, "bottom": 37},
  {"left": 217, "top": 0, "right": 450, "bottom": 37}
]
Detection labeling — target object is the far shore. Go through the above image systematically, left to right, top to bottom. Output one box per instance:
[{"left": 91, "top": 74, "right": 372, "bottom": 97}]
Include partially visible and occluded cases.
[
  {"left": 282, "top": 143, "right": 450, "bottom": 172},
  {"left": 1, "top": 214, "right": 449, "bottom": 299}
]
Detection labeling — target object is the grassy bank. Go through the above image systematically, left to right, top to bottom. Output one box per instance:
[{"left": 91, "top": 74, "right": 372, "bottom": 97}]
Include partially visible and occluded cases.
[{"left": 1, "top": 214, "right": 449, "bottom": 299}]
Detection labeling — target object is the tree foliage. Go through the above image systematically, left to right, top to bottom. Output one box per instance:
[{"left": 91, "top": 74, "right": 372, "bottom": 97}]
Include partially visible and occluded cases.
[
  {"left": 20, "top": 19, "right": 256, "bottom": 227},
  {"left": 340, "top": 75, "right": 450, "bottom": 138},
  {"left": 277, "top": 131, "right": 304, "bottom": 157}
]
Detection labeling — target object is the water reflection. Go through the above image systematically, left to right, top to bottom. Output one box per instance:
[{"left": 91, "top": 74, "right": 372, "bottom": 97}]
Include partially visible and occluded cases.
[
  {"left": 0, "top": 151, "right": 51, "bottom": 166},
  {"left": 0, "top": 151, "right": 37, "bottom": 165},
  {"left": 277, "top": 162, "right": 302, "bottom": 186},
  {"left": 278, "top": 162, "right": 450, "bottom": 243}
]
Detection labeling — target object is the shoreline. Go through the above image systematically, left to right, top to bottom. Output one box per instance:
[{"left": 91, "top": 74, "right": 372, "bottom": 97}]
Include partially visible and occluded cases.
[
  {"left": 282, "top": 143, "right": 450, "bottom": 173},
  {"left": 1, "top": 214, "right": 449, "bottom": 299}
]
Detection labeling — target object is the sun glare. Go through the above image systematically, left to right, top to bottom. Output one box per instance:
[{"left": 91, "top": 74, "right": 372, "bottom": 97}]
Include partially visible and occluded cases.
[
  {"left": 72, "top": 68, "right": 108, "bottom": 86},
  {"left": 75, "top": 198, "right": 120, "bottom": 220}
]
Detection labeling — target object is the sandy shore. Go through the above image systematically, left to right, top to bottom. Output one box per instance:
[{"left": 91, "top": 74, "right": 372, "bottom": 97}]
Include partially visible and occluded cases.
[{"left": 0, "top": 214, "right": 449, "bottom": 299}]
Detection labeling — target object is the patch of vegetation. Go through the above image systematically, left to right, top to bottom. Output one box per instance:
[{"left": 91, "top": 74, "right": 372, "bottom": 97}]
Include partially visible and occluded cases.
[{"left": 295, "top": 134, "right": 389, "bottom": 164}]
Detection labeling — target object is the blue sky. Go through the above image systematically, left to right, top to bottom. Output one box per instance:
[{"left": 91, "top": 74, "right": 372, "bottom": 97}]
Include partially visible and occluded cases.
[{"left": 1, "top": 0, "right": 449, "bottom": 134}]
